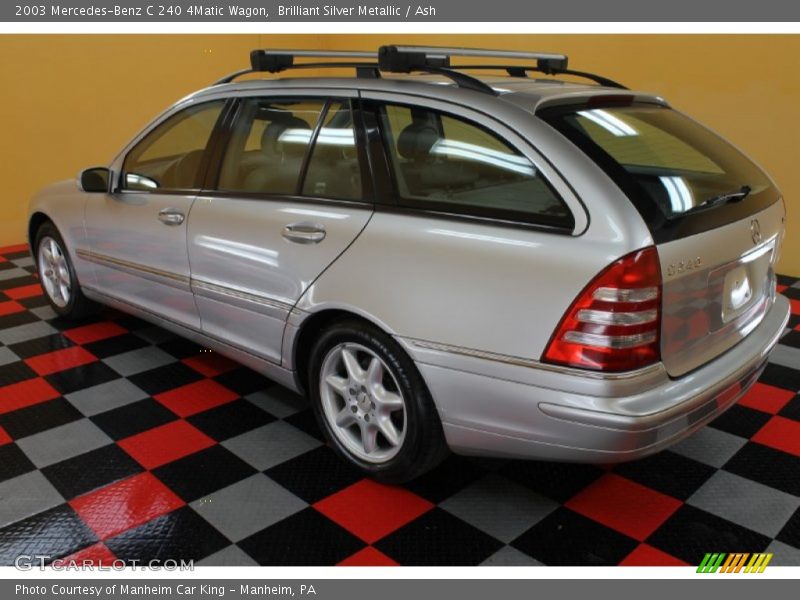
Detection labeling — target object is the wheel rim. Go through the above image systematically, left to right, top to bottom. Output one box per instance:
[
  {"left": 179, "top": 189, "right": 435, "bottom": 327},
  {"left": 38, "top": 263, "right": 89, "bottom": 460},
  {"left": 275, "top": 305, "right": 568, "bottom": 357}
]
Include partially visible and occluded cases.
[
  {"left": 37, "top": 236, "right": 71, "bottom": 308},
  {"left": 319, "top": 342, "right": 407, "bottom": 464}
]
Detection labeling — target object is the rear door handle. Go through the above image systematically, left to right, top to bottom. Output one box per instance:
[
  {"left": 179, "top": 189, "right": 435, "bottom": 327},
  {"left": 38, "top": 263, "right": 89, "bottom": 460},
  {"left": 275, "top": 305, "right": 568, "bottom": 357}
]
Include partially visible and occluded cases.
[
  {"left": 158, "top": 208, "right": 185, "bottom": 226},
  {"left": 282, "top": 222, "right": 326, "bottom": 244}
]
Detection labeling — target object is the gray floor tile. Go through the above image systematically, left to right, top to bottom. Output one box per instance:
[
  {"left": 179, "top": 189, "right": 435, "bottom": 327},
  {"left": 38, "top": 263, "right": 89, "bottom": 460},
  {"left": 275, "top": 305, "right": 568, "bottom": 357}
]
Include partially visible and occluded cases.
[
  {"left": 11, "top": 257, "right": 34, "bottom": 268},
  {"left": 0, "top": 267, "right": 29, "bottom": 282},
  {"left": 30, "top": 305, "right": 57, "bottom": 321},
  {"left": 0, "top": 321, "right": 57, "bottom": 345},
  {"left": 768, "top": 344, "right": 800, "bottom": 371},
  {"left": 0, "top": 346, "right": 19, "bottom": 367},
  {"left": 102, "top": 347, "right": 175, "bottom": 377},
  {"left": 66, "top": 378, "right": 149, "bottom": 417},
  {"left": 246, "top": 387, "right": 308, "bottom": 418},
  {"left": 16, "top": 419, "right": 112, "bottom": 468},
  {"left": 222, "top": 421, "right": 322, "bottom": 471},
  {"left": 670, "top": 426, "right": 748, "bottom": 468},
  {"left": 0, "top": 471, "right": 64, "bottom": 528},
  {"left": 688, "top": 471, "right": 800, "bottom": 537},
  {"left": 190, "top": 473, "right": 306, "bottom": 542},
  {"left": 440, "top": 474, "right": 558, "bottom": 543},
  {"left": 765, "top": 540, "right": 800, "bottom": 566},
  {"left": 196, "top": 544, "right": 259, "bottom": 566},
  {"left": 481, "top": 546, "right": 544, "bottom": 566}
]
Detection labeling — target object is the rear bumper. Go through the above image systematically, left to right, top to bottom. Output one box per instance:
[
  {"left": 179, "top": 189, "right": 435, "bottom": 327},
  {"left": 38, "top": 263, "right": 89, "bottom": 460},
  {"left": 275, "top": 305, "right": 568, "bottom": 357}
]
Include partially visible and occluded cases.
[{"left": 402, "top": 294, "right": 790, "bottom": 462}]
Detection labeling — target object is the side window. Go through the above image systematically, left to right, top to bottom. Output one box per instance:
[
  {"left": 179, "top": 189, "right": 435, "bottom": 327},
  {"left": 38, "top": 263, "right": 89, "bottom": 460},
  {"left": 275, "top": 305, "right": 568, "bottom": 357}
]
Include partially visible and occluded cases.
[
  {"left": 217, "top": 98, "right": 326, "bottom": 195},
  {"left": 122, "top": 100, "right": 225, "bottom": 192},
  {"left": 301, "top": 101, "right": 362, "bottom": 200},
  {"left": 378, "top": 104, "right": 574, "bottom": 229}
]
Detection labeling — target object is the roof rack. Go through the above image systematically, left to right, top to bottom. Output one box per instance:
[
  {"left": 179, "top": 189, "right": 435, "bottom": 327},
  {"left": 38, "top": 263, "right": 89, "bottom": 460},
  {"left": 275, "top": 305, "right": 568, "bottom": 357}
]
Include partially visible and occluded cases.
[{"left": 214, "top": 46, "right": 626, "bottom": 94}]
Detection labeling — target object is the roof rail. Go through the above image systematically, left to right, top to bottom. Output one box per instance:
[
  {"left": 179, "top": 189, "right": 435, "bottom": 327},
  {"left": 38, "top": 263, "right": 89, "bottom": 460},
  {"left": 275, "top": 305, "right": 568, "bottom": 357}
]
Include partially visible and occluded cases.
[{"left": 214, "top": 46, "right": 625, "bottom": 94}]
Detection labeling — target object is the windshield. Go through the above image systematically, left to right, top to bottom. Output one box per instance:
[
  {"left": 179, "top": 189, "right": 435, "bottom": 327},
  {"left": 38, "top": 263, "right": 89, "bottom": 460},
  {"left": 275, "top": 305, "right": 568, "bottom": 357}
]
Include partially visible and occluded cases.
[{"left": 540, "top": 102, "right": 779, "bottom": 239}]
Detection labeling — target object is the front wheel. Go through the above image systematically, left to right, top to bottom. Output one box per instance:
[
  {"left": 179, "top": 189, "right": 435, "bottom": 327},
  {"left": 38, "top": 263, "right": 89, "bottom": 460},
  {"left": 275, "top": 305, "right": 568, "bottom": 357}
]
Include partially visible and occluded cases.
[
  {"left": 34, "top": 222, "right": 97, "bottom": 320},
  {"left": 308, "top": 320, "right": 448, "bottom": 483}
]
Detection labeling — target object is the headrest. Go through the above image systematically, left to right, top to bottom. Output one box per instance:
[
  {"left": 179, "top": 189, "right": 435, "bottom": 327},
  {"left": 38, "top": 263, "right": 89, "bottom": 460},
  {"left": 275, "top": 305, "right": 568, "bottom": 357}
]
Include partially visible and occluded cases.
[
  {"left": 261, "top": 116, "right": 311, "bottom": 156},
  {"left": 397, "top": 122, "right": 439, "bottom": 160}
]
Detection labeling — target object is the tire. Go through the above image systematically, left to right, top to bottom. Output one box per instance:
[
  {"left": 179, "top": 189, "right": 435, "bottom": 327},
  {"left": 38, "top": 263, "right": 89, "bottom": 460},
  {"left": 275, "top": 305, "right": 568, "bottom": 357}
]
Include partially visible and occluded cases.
[
  {"left": 34, "top": 221, "right": 97, "bottom": 320},
  {"left": 308, "top": 319, "right": 449, "bottom": 483}
]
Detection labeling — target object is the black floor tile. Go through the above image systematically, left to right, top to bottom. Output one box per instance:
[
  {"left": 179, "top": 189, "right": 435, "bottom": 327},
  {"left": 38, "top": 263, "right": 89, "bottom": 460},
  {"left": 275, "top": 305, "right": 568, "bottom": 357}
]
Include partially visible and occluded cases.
[
  {"left": 45, "top": 362, "right": 120, "bottom": 395},
  {"left": 127, "top": 363, "right": 203, "bottom": 396},
  {"left": 0, "top": 398, "right": 82, "bottom": 439},
  {"left": 90, "top": 399, "right": 178, "bottom": 441},
  {"left": 187, "top": 399, "right": 276, "bottom": 442},
  {"left": 708, "top": 404, "right": 772, "bottom": 439},
  {"left": 723, "top": 442, "right": 800, "bottom": 497},
  {"left": 0, "top": 443, "right": 37, "bottom": 483},
  {"left": 42, "top": 444, "right": 144, "bottom": 500},
  {"left": 152, "top": 445, "right": 257, "bottom": 502},
  {"left": 265, "top": 446, "right": 365, "bottom": 504},
  {"left": 613, "top": 451, "right": 717, "bottom": 501},
  {"left": 646, "top": 504, "right": 771, "bottom": 565},
  {"left": 0, "top": 505, "right": 97, "bottom": 565},
  {"left": 106, "top": 506, "right": 229, "bottom": 563},
  {"left": 511, "top": 506, "right": 638, "bottom": 566},
  {"left": 238, "top": 507, "right": 365, "bottom": 566},
  {"left": 374, "top": 507, "right": 503, "bottom": 566}
]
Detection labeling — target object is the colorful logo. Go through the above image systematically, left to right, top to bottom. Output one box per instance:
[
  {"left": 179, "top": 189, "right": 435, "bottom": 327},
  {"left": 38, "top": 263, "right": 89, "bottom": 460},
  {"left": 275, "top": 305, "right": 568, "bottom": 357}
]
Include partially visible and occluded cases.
[{"left": 697, "top": 553, "right": 773, "bottom": 573}]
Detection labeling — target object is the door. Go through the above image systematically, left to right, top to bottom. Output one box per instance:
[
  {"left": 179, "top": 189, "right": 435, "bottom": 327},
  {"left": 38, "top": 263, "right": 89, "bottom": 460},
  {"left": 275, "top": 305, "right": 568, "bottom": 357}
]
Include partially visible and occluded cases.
[
  {"left": 188, "top": 95, "right": 373, "bottom": 362},
  {"left": 84, "top": 100, "right": 227, "bottom": 329}
]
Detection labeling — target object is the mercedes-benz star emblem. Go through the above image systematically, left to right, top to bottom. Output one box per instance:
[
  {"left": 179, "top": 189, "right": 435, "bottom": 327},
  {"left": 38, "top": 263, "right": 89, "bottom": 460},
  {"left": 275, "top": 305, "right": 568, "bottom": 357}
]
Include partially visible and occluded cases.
[{"left": 750, "top": 219, "right": 762, "bottom": 245}]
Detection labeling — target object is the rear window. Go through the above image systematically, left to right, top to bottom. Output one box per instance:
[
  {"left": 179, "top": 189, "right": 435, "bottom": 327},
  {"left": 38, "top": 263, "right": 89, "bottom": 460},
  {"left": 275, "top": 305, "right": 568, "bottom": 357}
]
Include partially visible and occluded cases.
[{"left": 540, "top": 102, "right": 780, "bottom": 241}]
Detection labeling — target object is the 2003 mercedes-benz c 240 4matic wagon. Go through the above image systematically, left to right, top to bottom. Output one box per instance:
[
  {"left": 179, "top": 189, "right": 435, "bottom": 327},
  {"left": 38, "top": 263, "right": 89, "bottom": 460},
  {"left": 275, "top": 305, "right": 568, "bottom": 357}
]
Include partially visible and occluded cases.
[{"left": 28, "top": 46, "right": 790, "bottom": 482}]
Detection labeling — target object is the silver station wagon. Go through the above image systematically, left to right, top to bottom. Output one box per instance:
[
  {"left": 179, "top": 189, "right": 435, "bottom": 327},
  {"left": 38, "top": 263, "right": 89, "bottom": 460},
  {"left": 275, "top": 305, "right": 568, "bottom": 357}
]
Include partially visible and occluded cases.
[{"left": 29, "top": 46, "right": 790, "bottom": 482}]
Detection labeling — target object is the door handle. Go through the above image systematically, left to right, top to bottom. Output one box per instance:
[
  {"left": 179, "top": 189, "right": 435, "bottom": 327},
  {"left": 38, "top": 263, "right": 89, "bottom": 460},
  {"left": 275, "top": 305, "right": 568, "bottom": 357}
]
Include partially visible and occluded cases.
[
  {"left": 158, "top": 208, "right": 185, "bottom": 226},
  {"left": 282, "top": 222, "right": 326, "bottom": 244}
]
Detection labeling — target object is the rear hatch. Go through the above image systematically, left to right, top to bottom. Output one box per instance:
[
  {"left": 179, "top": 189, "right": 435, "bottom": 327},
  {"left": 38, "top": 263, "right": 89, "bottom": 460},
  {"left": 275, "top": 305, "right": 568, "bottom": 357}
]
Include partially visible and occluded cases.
[{"left": 540, "top": 99, "right": 784, "bottom": 377}]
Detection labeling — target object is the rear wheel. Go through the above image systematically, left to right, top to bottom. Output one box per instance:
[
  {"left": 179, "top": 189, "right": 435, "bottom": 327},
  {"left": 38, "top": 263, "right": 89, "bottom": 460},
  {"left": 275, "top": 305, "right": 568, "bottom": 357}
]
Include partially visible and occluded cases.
[
  {"left": 34, "top": 222, "right": 97, "bottom": 320},
  {"left": 308, "top": 320, "right": 448, "bottom": 483}
]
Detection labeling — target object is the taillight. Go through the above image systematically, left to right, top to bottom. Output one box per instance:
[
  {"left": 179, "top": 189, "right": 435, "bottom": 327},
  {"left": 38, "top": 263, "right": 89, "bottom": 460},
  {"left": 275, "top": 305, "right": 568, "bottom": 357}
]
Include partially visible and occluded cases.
[{"left": 543, "top": 247, "right": 662, "bottom": 372}]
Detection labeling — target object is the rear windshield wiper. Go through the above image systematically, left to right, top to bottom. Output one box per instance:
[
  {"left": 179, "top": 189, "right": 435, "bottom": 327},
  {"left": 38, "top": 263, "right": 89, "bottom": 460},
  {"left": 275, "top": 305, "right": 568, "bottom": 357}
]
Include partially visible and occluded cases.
[{"left": 678, "top": 184, "right": 752, "bottom": 217}]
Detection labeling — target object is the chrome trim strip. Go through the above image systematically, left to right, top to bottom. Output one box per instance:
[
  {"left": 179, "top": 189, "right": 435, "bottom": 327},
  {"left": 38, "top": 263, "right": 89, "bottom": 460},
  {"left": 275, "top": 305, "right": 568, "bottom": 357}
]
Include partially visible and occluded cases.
[
  {"left": 76, "top": 248, "right": 189, "bottom": 288},
  {"left": 191, "top": 278, "right": 294, "bottom": 313},
  {"left": 406, "top": 337, "right": 662, "bottom": 380}
]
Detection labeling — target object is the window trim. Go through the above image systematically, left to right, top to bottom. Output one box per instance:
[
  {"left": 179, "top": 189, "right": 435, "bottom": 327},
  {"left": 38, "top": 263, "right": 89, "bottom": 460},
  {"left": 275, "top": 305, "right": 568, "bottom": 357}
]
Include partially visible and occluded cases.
[
  {"left": 205, "top": 96, "right": 372, "bottom": 205},
  {"left": 118, "top": 99, "right": 231, "bottom": 195},
  {"left": 368, "top": 99, "right": 575, "bottom": 232}
]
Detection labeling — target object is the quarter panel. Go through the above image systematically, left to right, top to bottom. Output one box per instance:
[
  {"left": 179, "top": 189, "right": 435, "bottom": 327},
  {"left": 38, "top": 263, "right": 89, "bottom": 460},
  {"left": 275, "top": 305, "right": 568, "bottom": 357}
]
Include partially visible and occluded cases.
[{"left": 299, "top": 211, "right": 630, "bottom": 360}]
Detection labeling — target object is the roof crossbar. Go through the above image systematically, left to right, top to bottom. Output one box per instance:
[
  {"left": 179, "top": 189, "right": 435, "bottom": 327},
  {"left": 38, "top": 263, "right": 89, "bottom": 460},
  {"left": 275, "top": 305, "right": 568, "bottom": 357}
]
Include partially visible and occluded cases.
[{"left": 214, "top": 46, "right": 626, "bottom": 94}]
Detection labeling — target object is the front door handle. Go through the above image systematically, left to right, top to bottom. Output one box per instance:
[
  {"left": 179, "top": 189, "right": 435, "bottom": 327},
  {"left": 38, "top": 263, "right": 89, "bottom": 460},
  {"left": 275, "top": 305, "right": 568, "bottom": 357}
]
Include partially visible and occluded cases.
[
  {"left": 158, "top": 208, "right": 185, "bottom": 226},
  {"left": 282, "top": 222, "right": 326, "bottom": 244}
]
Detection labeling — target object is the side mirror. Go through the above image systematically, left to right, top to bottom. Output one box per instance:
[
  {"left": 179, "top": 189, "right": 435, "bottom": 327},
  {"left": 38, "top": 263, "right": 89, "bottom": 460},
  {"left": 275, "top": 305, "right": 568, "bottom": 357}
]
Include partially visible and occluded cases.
[{"left": 78, "top": 167, "right": 111, "bottom": 193}]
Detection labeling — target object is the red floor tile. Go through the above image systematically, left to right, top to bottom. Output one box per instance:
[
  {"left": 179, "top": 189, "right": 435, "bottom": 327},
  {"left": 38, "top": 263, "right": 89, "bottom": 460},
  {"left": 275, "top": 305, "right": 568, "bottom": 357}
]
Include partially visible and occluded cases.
[
  {"left": 0, "top": 243, "right": 29, "bottom": 254},
  {"left": 0, "top": 256, "right": 6, "bottom": 264},
  {"left": 5, "top": 284, "right": 43, "bottom": 300},
  {"left": 777, "top": 284, "right": 788, "bottom": 294},
  {"left": 791, "top": 298, "right": 800, "bottom": 316},
  {"left": 0, "top": 301, "right": 25, "bottom": 317},
  {"left": 64, "top": 321, "right": 127, "bottom": 345},
  {"left": 25, "top": 346, "right": 97, "bottom": 376},
  {"left": 182, "top": 353, "right": 239, "bottom": 377},
  {"left": 0, "top": 377, "right": 61, "bottom": 415},
  {"left": 154, "top": 379, "right": 239, "bottom": 418},
  {"left": 737, "top": 382, "right": 796, "bottom": 415},
  {"left": 753, "top": 416, "right": 800, "bottom": 457},
  {"left": 118, "top": 420, "right": 216, "bottom": 469},
  {"left": 0, "top": 425, "right": 11, "bottom": 445},
  {"left": 70, "top": 472, "right": 184, "bottom": 540},
  {"left": 565, "top": 473, "right": 682, "bottom": 541},
  {"left": 314, "top": 479, "right": 434, "bottom": 544},
  {"left": 57, "top": 542, "right": 118, "bottom": 567},
  {"left": 620, "top": 543, "right": 689, "bottom": 566},
  {"left": 338, "top": 546, "right": 399, "bottom": 566}
]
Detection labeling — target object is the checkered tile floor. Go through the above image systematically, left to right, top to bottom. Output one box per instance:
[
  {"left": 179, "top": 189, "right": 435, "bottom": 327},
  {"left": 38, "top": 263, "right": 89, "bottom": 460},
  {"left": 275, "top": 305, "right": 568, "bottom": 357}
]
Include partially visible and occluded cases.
[{"left": 1, "top": 242, "right": 799, "bottom": 566}]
